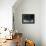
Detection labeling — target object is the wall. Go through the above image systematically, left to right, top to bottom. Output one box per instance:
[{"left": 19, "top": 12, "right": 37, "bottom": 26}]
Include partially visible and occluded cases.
[
  {"left": 0, "top": 0, "right": 16, "bottom": 30},
  {"left": 0, "top": 0, "right": 46, "bottom": 46},
  {"left": 13, "top": 0, "right": 41, "bottom": 46},
  {"left": 41, "top": 0, "right": 46, "bottom": 46}
]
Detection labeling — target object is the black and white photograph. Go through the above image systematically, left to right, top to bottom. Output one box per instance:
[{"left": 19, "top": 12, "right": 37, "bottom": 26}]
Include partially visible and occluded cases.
[{"left": 22, "top": 14, "right": 35, "bottom": 24}]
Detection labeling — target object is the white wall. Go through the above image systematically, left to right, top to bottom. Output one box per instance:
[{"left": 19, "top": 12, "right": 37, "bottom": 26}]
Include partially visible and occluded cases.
[
  {"left": 0, "top": 0, "right": 16, "bottom": 30},
  {"left": 1, "top": 0, "right": 45, "bottom": 46},
  {"left": 13, "top": 0, "right": 41, "bottom": 46},
  {"left": 41, "top": 0, "right": 46, "bottom": 46}
]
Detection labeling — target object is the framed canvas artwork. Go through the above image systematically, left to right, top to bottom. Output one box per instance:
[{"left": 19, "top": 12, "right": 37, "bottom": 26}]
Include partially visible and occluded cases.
[{"left": 22, "top": 14, "right": 35, "bottom": 24}]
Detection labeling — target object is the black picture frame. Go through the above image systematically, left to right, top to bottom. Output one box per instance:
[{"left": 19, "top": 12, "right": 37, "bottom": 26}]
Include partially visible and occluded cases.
[{"left": 22, "top": 14, "right": 35, "bottom": 24}]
